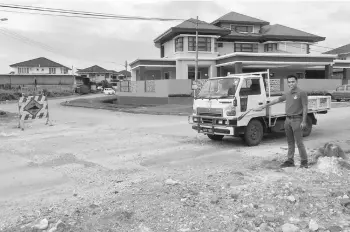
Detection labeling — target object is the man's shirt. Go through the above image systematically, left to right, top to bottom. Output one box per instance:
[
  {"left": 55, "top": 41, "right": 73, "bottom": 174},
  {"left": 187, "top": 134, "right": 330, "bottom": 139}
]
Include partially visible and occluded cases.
[{"left": 278, "top": 87, "right": 308, "bottom": 116}]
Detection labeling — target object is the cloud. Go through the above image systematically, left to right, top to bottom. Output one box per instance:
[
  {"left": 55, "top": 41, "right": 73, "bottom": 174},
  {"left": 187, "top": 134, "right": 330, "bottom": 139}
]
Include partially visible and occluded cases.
[{"left": 1, "top": 0, "right": 350, "bottom": 73}]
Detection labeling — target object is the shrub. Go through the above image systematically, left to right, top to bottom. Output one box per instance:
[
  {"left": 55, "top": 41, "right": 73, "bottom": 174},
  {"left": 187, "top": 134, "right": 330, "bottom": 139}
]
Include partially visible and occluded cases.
[{"left": 168, "top": 94, "right": 192, "bottom": 97}]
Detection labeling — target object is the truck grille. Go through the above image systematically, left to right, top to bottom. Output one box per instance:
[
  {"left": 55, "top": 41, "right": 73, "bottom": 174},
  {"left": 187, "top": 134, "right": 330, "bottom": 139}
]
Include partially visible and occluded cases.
[{"left": 197, "top": 108, "right": 223, "bottom": 117}]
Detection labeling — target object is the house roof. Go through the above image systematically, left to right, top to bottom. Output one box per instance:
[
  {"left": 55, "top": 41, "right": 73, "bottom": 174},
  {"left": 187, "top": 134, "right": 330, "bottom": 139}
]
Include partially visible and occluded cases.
[
  {"left": 211, "top": 11, "right": 270, "bottom": 26},
  {"left": 154, "top": 18, "right": 231, "bottom": 44},
  {"left": 260, "top": 24, "right": 325, "bottom": 42},
  {"left": 323, "top": 43, "right": 350, "bottom": 55},
  {"left": 10, "top": 57, "right": 71, "bottom": 69},
  {"left": 77, "top": 65, "right": 115, "bottom": 73},
  {"left": 116, "top": 70, "right": 131, "bottom": 77}
]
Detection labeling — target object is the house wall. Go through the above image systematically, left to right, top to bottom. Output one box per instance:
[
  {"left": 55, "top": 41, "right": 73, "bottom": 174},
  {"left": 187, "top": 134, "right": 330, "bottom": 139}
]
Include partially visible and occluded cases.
[
  {"left": 163, "top": 39, "right": 174, "bottom": 58},
  {"left": 175, "top": 60, "right": 216, "bottom": 79},
  {"left": 12, "top": 67, "right": 70, "bottom": 75},
  {"left": 86, "top": 73, "right": 110, "bottom": 83},
  {"left": 0, "top": 75, "right": 74, "bottom": 85}
]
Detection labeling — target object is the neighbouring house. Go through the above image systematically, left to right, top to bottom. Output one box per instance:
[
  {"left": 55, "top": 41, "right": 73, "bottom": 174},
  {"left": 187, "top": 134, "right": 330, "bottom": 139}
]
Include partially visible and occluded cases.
[
  {"left": 120, "top": 11, "right": 350, "bottom": 105},
  {"left": 130, "top": 11, "right": 350, "bottom": 81},
  {"left": 323, "top": 44, "right": 350, "bottom": 82},
  {"left": 0, "top": 57, "right": 75, "bottom": 87},
  {"left": 10, "top": 57, "right": 71, "bottom": 75},
  {"left": 76, "top": 65, "right": 119, "bottom": 83},
  {"left": 116, "top": 70, "right": 131, "bottom": 81}
]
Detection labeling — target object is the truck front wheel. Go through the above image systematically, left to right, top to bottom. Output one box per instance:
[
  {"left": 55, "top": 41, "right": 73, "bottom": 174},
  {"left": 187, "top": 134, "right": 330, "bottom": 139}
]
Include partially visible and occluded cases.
[
  {"left": 244, "top": 119, "right": 264, "bottom": 146},
  {"left": 207, "top": 134, "right": 224, "bottom": 141}
]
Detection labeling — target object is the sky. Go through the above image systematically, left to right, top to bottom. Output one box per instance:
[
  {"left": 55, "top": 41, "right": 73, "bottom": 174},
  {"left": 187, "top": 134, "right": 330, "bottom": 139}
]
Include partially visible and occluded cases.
[{"left": 0, "top": 0, "right": 350, "bottom": 74}]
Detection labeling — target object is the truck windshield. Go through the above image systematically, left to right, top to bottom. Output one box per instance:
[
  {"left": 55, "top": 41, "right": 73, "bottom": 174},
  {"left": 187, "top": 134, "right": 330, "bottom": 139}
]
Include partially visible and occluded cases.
[{"left": 197, "top": 78, "right": 240, "bottom": 99}]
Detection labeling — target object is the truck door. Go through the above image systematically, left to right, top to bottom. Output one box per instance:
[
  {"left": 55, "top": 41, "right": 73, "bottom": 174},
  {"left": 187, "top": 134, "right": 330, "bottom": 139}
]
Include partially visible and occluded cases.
[{"left": 238, "top": 77, "right": 265, "bottom": 114}]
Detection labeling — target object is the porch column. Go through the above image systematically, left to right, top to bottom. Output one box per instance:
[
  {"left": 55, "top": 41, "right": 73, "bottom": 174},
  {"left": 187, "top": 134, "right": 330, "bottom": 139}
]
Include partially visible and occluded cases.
[
  {"left": 234, "top": 62, "right": 243, "bottom": 74},
  {"left": 325, "top": 64, "right": 333, "bottom": 79},
  {"left": 343, "top": 68, "right": 350, "bottom": 85}
]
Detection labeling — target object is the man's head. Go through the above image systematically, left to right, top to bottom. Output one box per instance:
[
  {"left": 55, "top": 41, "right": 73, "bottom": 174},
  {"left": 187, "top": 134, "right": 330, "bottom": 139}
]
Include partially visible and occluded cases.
[{"left": 287, "top": 75, "right": 298, "bottom": 90}]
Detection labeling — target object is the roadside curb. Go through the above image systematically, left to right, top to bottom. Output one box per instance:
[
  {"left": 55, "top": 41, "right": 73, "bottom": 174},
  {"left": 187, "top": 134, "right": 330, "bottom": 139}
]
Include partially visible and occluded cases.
[{"left": 61, "top": 102, "right": 191, "bottom": 116}]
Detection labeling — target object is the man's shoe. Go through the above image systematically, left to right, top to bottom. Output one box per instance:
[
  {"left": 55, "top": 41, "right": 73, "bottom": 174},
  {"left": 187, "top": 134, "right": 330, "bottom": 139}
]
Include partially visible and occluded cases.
[
  {"left": 280, "top": 160, "right": 295, "bottom": 168},
  {"left": 300, "top": 160, "right": 308, "bottom": 168}
]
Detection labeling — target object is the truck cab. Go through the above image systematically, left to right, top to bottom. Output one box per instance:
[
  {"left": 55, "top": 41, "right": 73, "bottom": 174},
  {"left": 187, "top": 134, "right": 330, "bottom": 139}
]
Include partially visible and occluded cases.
[{"left": 188, "top": 71, "right": 331, "bottom": 146}]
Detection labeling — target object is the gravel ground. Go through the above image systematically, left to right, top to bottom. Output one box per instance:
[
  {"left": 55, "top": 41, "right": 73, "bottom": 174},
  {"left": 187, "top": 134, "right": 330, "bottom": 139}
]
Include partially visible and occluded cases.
[{"left": 0, "top": 97, "right": 350, "bottom": 232}]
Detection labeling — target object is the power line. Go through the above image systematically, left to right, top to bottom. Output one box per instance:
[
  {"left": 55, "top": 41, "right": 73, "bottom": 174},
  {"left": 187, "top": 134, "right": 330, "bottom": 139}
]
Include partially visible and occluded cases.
[
  {"left": 0, "top": 3, "right": 185, "bottom": 21},
  {"left": 0, "top": 9, "right": 129, "bottom": 20}
]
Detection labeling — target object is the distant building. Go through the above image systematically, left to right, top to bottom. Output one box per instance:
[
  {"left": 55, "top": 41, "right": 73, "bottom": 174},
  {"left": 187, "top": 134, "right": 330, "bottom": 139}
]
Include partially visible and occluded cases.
[
  {"left": 324, "top": 43, "right": 350, "bottom": 60},
  {"left": 324, "top": 44, "right": 350, "bottom": 81},
  {"left": 0, "top": 57, "right": 74, "bottom": 86},
  {"left": 10, "top": 57, "right": 71, "bottom": 75},
  {"left": 77, "top": 65, "right": 131, "bottom": 83}
]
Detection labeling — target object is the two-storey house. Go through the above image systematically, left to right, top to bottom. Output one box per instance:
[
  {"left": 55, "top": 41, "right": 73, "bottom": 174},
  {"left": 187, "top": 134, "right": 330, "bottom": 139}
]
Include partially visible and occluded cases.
[
  {"left": 129, "top": 11, "right": 347, "bottom": 81},
  {"left": 323, "top": 43, "right": 350, "bottom": 82},
  {"left": 0, "top": 57, "right": 74, "bottom": 87},
  {"left": 10, "top": 57, "right": 71, "bottom": 75}
]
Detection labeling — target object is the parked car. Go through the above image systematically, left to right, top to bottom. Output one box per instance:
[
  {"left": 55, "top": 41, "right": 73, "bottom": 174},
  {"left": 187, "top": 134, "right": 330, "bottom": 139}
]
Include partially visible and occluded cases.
[
  {"left": 327, "top": 84, "right": 350, "bottom": 102},
  {"left": 97, "top": 86, "right": 103, "bottom": 91},
  {"left": 103, "top": 88, "right": 116, "bottom": 95}
]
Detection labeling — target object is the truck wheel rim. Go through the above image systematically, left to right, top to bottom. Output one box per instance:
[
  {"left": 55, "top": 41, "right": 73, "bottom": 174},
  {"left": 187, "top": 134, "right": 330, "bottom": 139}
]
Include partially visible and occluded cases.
[{"left": 250, "top": 126, "right": 259, "bottom": 140}]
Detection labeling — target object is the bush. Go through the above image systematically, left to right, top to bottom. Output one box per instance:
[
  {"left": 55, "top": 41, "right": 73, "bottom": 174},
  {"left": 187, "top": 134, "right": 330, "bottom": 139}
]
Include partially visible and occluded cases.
[{"left": 168, "top": 94, "right": 192, "bottom": 97}]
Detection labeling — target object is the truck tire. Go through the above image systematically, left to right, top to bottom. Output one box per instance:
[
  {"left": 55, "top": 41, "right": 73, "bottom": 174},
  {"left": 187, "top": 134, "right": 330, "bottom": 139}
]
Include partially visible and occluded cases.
[
  {"left": 302, "top": 115, "right": 313, "bottom": 137},
  {"left": 244, "top": 119, "right": 264, "bottom": 146},
  {"left": 207, "top": 134, "right": 224, "bottom": 141}
]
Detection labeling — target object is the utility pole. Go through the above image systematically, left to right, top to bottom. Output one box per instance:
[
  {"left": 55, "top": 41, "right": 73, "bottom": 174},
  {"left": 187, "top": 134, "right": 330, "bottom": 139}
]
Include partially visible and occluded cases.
[
  {"left": 195, "top": 16, "right": 199, "bottom": 81},
  {"left": 125, "top": 60, "right": 128, "bottom": 80}
]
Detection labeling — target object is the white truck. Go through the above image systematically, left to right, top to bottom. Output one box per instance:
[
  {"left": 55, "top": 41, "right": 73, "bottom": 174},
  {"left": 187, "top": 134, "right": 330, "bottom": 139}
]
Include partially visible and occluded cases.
[{"left": 188, "top": 71, "right": 331, "bottom": 146}]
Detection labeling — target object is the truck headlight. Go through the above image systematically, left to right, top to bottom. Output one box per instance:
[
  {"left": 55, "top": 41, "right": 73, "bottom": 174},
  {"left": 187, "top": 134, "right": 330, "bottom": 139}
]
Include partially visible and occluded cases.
[
  {"left": 226, "top": 105, "right": 236, "bottom": 116},
  {"left": 226, "top": 109, "right": 236, "bottom": 116}
]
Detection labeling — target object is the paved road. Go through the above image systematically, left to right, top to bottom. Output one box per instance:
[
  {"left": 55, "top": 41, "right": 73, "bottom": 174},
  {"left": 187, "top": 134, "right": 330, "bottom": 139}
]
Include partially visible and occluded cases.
[{"left": 0, "top": 95, "right": 350, "bottom": 229}]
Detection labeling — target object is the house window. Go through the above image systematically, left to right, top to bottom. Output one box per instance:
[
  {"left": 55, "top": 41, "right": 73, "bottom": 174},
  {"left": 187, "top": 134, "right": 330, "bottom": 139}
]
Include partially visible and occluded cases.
[
  {"left": 231, "top": 25, "right": 253, "bottom": 33},
  {"left": 175, "top": 37, "right": 183, "bottom": 52},
  {"left": 188, "top": 37, "right": 211, "bottom": 52},
  {"left": 234, "top": 43, "right": 258, "bottom": 52},
  {"left": 264, "top": 43, "right": 278, "bottom": 52},
  {"left": 18, "top": 67, "right": 29, "bottom": 74},
  {"left": 49, "top": 68, "right": 56, "bottom": 74},
  {"left": 60, "top": 68, "right": 68, "bottom": 74}
]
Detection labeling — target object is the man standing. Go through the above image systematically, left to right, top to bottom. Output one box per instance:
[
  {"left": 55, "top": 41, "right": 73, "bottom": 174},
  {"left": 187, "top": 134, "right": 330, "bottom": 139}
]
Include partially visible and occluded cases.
[{"left": 254, "top": 75, "right": 309, "bottom": 168}]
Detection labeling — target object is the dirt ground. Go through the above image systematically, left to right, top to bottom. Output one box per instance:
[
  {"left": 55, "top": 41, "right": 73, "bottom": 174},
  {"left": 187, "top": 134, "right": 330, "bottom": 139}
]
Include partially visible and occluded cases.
[{"left": 1, "top": 95, "right": 350, "bottom": 232}]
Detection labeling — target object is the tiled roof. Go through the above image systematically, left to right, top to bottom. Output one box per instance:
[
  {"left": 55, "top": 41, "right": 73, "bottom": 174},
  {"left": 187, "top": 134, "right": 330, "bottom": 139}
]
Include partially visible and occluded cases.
[
  {"left": 212, "top": 11, "right": 269, "bottom": 25},
  {"left": 154, "top": 18, "right": 230, "bottom": 44},
  {"left": 174, "top": 18, "right": 229, "bottom": 31},
  {"left": 260, "top": 24, "right": 325, "bottom": 42},
  {"left": 323, "top": 43, "right": 350, "bottom": 54},
  {"left": 10, "top": 57, "right": 70, "bottom": 69},
  {"left": 77, "top": 65, "right": 112, "bottom": 73},
  {"left": 116, "top": 70, "right": 131, "bottom": 77}
]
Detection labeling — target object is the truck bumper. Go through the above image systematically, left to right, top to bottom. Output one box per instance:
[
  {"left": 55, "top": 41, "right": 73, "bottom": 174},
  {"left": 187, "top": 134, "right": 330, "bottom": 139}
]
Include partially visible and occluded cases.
[{"left": 188, "top": 115, "right": 235, "bottom": 136}]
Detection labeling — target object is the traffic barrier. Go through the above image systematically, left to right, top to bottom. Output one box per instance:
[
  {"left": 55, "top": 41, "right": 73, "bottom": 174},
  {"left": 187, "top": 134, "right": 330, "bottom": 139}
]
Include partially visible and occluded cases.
[{"left": 17, "top": 94, "right": 51, "bottom": 130}]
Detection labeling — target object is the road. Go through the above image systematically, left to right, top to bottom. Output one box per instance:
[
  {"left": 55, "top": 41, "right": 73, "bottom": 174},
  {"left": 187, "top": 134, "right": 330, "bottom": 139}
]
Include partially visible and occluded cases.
[{"left": 1, "top": 95, "right": 350, "bottom": 231}]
